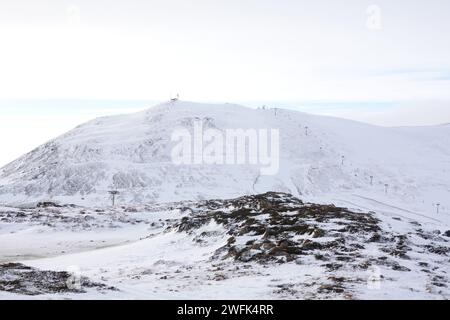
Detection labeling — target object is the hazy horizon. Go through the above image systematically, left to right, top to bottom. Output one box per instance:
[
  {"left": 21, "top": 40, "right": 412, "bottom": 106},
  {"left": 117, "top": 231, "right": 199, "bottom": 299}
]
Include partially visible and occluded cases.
[{"left": 0, "top": 98, "right": 449, "bottom": 168}]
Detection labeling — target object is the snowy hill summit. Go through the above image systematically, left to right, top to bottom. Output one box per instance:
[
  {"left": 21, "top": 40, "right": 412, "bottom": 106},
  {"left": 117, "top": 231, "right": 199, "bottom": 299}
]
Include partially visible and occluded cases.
[{"left": 0, "top": 100, "right": 449, "bottom": 216}]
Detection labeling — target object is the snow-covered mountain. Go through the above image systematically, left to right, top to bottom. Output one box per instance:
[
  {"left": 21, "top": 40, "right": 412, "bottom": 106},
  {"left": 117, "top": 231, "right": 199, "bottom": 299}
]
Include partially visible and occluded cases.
[
  {"left": 0, "top": 100, "right": 449, "bottom": 217},
  {"left": 1, "top": 101, "right": 450, "bottom": 299}
]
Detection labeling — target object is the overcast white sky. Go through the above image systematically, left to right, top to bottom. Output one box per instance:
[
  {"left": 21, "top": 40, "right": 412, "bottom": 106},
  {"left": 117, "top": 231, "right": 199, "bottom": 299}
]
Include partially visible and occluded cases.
[{"left": 0, "top": 0, "right": 450, "bottom": 166}]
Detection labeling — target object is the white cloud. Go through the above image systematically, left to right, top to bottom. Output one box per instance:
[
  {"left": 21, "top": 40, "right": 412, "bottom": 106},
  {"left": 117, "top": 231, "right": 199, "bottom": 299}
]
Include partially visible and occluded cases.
[
  {"left": 0, "top": 0, "right": 449, "bottom": 101},
  {"left": 358, "top": 101, "right": 450, "bottom": 127}
]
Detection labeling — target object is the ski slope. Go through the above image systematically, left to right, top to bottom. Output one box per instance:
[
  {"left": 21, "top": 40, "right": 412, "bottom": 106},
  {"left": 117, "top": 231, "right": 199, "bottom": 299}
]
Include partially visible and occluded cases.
[{"left": 0, "top": 100, "right": 448, "bottom": 224}]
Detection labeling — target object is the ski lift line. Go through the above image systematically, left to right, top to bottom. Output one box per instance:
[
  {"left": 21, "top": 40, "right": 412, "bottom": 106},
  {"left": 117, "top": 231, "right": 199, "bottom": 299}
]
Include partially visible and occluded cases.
[
  {"left": 351, "top": 194, "right": 443, "bottom": 223},
  {"left": 332, "top": 198, "right": 442, "bottom": 224},
  {"left": 332, "top": 198, "right": 415, "bottom": 221}
]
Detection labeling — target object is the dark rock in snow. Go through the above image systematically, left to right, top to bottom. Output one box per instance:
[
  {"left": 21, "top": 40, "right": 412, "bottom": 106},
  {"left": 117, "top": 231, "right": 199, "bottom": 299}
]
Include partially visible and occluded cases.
[
  {"left": 173, "top": 192, "right": 381, "bottom": 264},
  {"left": 0, "top": 263, "right": 116, "bottom": 296}
]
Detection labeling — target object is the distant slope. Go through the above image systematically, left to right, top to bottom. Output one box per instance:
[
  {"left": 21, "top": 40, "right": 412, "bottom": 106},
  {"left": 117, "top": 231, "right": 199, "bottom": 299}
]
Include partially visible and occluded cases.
[{"left": 0, "top": 101, "right": 449, "bottom": 214}]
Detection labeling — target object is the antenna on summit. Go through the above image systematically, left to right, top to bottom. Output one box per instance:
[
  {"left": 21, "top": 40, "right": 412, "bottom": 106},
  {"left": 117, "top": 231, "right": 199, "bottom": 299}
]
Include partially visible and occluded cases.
[{"left": 170, "top": 93, "right": 179, "bottom": 102}]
